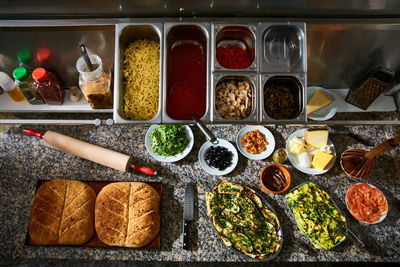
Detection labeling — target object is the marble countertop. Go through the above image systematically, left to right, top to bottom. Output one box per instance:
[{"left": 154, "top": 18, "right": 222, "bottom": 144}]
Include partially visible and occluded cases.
[{"left": 0, "top": 124, "right": 399, "bottom": 263}]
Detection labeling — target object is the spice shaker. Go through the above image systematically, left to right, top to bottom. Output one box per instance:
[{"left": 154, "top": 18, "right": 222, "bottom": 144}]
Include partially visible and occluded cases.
[
  {"left": 76, "top": 54, "right": 113, "bottom": 109},
  {"left": 13, "top": 67, "right": 45, "bottom": 105},
  {"left": 32, "top": 67, "right": 65, "bottom": 105}
]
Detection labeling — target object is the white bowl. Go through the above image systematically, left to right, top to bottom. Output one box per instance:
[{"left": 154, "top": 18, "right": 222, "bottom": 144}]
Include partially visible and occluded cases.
[
  {"left": 307, "top": 86, "right": 338, "bottom": 121},
  {"left": 145, "top": 125, "right": 194, "bottom": 163},
  {"left": 236, "top": 126, "right": 275, "bottom": 160},
  {"left": 285, "top": 129, "right": 336, "bottom": 175},
  {"left": 198, "top": 138, "right": 238, "bottom": 176},
  {"left": 345, "top": 183, "right": 388, "bottom": 224}
]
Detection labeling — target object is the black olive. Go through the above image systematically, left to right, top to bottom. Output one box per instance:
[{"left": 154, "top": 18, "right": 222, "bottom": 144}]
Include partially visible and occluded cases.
[{"left": 204, "top": 145, "right": 233, "bottom": 171}]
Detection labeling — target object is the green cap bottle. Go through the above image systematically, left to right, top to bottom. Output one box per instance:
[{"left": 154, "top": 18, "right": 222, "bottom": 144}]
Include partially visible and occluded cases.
[
  {"left": 17, "top": 49, "right": 32, "bottom": 64},
  {"left": 13, "top": 67, "right": 29, "bottom": 81}
]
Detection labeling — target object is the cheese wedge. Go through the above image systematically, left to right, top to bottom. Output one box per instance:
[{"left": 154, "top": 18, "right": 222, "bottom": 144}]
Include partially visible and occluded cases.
[
  {"left": 307, "top": 89, "right": 332, "bottom": 115},
  {"left": 305, "top": 130, "right": 329, "bottom": 148},
  {"left": 288, "top": 137, "right": 306, "bottom": 156},
  {"left": 311, "top": 150, "right": 333, "bottom": 170}
]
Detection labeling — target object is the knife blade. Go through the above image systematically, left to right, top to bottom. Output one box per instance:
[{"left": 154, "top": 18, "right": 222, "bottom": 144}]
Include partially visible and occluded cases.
[{"left": 183, "top": 183, "right": 194, "bottom": 250}]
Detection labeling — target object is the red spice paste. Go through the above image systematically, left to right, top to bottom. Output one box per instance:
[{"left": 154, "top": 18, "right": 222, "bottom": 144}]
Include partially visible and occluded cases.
[
  {"left": 167, "top": 43, "right": 206, "bottom": 120},
  {"left": 216, "top": 44, "right": 253, "bottom": 69}
]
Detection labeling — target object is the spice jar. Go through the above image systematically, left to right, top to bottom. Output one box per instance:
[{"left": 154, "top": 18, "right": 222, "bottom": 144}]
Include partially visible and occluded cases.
[
  {"left": 76, "top": 54, "right": 112, "bottom": 109},
  {"left": 13, "top": 67, "right": 45, "bottom": 105},
  {"left": 32, "top": 67, "right": 65, "bottom": 105},
  {"left": 0, "top": 71, "right": 25, "bottom": 102}
]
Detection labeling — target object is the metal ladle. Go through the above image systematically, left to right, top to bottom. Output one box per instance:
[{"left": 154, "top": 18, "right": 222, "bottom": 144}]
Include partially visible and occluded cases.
[{"left": 340, "top": 136, "right": 400, "bottom": 179}]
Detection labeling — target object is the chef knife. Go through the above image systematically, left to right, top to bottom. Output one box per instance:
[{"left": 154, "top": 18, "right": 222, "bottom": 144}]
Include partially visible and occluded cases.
[{"left": 183, "top": 183, "right": 194, "bottom": 250}]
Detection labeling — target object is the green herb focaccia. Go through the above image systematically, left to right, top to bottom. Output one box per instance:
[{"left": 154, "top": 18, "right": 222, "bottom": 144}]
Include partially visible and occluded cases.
[
  {"left": 150, "top": 125, "right": 189, "bottom": 157},
  {"left": 206, "top": 181, "right": 281, "bottom": 259},
  {"left": 285, "top": 182, "right": 346, "bottom": 250}
]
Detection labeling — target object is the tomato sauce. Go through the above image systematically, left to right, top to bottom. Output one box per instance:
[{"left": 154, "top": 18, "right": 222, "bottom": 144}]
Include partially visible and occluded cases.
[{"left": 166, "top": 42, "right": 206, "bottom": 120}]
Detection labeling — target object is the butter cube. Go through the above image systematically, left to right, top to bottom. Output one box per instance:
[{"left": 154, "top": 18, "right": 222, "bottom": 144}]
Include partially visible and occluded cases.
[{"left": 311, "top": 150, "right": 333, "bottom": 170}]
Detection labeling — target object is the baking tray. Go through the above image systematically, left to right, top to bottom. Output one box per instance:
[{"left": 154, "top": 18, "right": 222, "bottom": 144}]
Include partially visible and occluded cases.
[
  {"left": 25, "top": 180, "right": 162, "bottom": 249},
  {"left": 207, "top": 181, "right": 283, "bottom": 261},
  {"left": 284, "top": 182, "right": 346, "bottom": 250}
]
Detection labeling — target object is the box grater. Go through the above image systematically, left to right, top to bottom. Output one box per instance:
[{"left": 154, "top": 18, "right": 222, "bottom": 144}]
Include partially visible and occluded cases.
[{"left": 345, "top": 68, "right": 395, "bottom": 110}]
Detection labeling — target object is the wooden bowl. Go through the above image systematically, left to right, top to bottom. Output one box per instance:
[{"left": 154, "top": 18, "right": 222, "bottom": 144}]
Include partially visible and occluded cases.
[{"left": 260, "top": 164, "right": 291, "bottom": 194}]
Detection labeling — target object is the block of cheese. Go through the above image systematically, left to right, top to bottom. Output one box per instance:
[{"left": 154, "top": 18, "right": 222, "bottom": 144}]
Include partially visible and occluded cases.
[
  {"left": 307, "top": 89, "right": 332, "bottom": 115},
  {"left": 305, "top": 130, "right": 329, "bottom": 148},
  {"left": 288, "top": 137, "right": 306, "bottom": 156},
  {"left": 311, "top": 150, "right": 333, "bottom": 170}
]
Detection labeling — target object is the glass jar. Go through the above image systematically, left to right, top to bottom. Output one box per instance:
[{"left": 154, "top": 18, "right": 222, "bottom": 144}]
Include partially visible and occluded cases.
[
  {"left": 76, "top": 54, "right": 113, "bottom": 109},
  {"left": 13, "top": 67, "right": 45, "bottom": 105},
  {"left": 32, "top": 67, "right": 65, "bottom": 105}
]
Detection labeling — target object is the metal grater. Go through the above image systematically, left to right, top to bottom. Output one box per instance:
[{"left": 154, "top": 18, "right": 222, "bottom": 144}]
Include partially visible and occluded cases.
[{"left": 346, "top": 68, "right": 395, "bottom": 110}]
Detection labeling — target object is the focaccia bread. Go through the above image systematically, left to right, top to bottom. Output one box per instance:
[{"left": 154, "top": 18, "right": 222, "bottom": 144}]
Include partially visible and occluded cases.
[
  {"left": 29, "top": 179, "right": 96, "bottom": 245},
  {"left": 95, "top": 182, "right": 160, "bottom": 247}
]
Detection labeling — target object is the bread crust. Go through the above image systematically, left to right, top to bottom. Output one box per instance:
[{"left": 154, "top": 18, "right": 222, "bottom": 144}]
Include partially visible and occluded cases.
[
  {"left": 29, "top": 179, "right": 96, "bottom": 245},
  {"left": 95, "top": 182, "right": 160, "bottom": 247}
]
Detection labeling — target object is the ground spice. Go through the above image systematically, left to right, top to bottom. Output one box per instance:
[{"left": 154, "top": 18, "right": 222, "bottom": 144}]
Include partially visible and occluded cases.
[
  {"left": 167, "top": 43, "right": 206, "bottom": 120},
  {"left": 216, "top": 45, "right": 253, "bottom": 69}
]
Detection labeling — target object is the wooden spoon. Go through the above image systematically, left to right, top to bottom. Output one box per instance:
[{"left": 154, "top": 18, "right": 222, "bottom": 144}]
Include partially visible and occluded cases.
[{"left": 340, "top": 136, "right": 400, "bottom": 179}]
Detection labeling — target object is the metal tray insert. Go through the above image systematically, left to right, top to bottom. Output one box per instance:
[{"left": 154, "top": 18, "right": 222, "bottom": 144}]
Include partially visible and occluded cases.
[
  {"left": 259, "top": 22, "right": 306, "bottom": 73},
  {"left": 114, "top": 23, "right": 163, "bottom": 124},
  {"left": 163, "top": 23, "right": 211, "bottom": 123},
  {"left": 213, "top": 24, "right": 257, "bottom": 71},
  {"left": 212, "top": 74, "right": 258, "bottom": 123},
  {"left": 262, "top": 75, "right": 305, "bottom": 122}
]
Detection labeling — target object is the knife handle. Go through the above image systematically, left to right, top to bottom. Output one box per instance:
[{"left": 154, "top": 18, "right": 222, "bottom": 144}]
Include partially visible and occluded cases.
[{"left": 183, "top": 219, "right": 189, "bottom": 250}]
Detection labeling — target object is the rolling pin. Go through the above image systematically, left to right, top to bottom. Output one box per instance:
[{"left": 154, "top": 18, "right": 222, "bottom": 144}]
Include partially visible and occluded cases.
[{"left": 24, "top": 129, "right": 157, "bottom": 175}]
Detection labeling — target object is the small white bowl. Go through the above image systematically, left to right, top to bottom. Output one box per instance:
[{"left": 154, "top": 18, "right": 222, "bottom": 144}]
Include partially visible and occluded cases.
[
  {"left": 307, "top": 86, "right": 338, "bottom": 121},
  {"left": 145, "top": 125, "right": 194, "bottom": 163},
  {"left": 236, "top": 126, "right": 275, "bottom": 160},
  {"left": 285, "top": 129, "right": 336, "bottom": 175},
  {"left": 198, "top": 138, "right": 238, "bottom": 176},
  {"left": 345, "top": 183, "right": 388, "bottom": 225}
]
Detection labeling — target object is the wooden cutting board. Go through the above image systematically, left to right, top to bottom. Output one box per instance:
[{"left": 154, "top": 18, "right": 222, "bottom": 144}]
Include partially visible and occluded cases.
[{"left": 26, "top": 180, "right": 162, "bottom": 250}]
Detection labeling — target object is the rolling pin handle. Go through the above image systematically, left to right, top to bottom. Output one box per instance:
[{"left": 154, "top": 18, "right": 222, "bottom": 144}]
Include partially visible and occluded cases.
[
  {"left": 24, "top": 129, "right": 44, "bottom": 139},
  {"left": 132, "top": 164, "right": 157, "bottom": 176}
]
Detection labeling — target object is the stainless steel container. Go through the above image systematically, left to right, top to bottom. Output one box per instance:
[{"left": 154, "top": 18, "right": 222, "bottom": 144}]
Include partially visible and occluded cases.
[
  {"left": 0, "top": 22, "right": 115, "bottom": 114},
  {"left": 162, "top": 22, "right": 211, "bottom": 123},
  {"left": 259, "top": 22, "right": 306, "bottom": 74},
  {"left": 113, "top": 23, "right": 163, "bottom": 124},
  {"left": 212, "top": 23, "right": 258, "bottom": 72},
  {"left": 211, "top": 73, "right": 259, "bottom": 123},
  {"left": 260, "top": 74, "right": 306, "bottom": 123}
]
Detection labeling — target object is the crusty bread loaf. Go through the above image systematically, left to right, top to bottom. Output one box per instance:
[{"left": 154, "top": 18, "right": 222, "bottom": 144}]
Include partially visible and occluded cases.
[
  {"left": 29, "top": 179, "right": 96, "bottom": 245},
  {"left": 95, "top": 182, "right": 160, "bottom": 247}
]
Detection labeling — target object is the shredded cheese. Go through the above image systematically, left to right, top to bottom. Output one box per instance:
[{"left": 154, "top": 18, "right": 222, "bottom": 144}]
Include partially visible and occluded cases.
[{"left": 123, "top": 39, "right": 160, "bottom": 120}]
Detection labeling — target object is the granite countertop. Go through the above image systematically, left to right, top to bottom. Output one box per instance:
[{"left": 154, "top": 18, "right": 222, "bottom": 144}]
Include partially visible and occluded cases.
[{"left": 0, "top": 124, "right": 399, "bottom": 263}]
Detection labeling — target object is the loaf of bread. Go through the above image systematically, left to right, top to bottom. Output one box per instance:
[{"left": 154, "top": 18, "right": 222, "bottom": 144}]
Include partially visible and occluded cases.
[
  {"left": 29, "top": 179, "right": 96, "bottom": 245},
  {"left": 95, "top": 182, "right": 160, "bottom": 247}
]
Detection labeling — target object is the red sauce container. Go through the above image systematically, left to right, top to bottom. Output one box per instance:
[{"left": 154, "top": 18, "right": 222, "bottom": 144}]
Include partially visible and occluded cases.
[
  {"left": 166, "top": 25, "right": 207, "bottom": 120},
  {"left": 32, "top": 67, "right": 65, "bottom": 105}
]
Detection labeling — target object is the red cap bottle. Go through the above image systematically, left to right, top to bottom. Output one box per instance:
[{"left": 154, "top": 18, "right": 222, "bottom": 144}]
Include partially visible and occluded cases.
[{"left": 32, "top": 67, "right": 49, "bottom": 82}]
